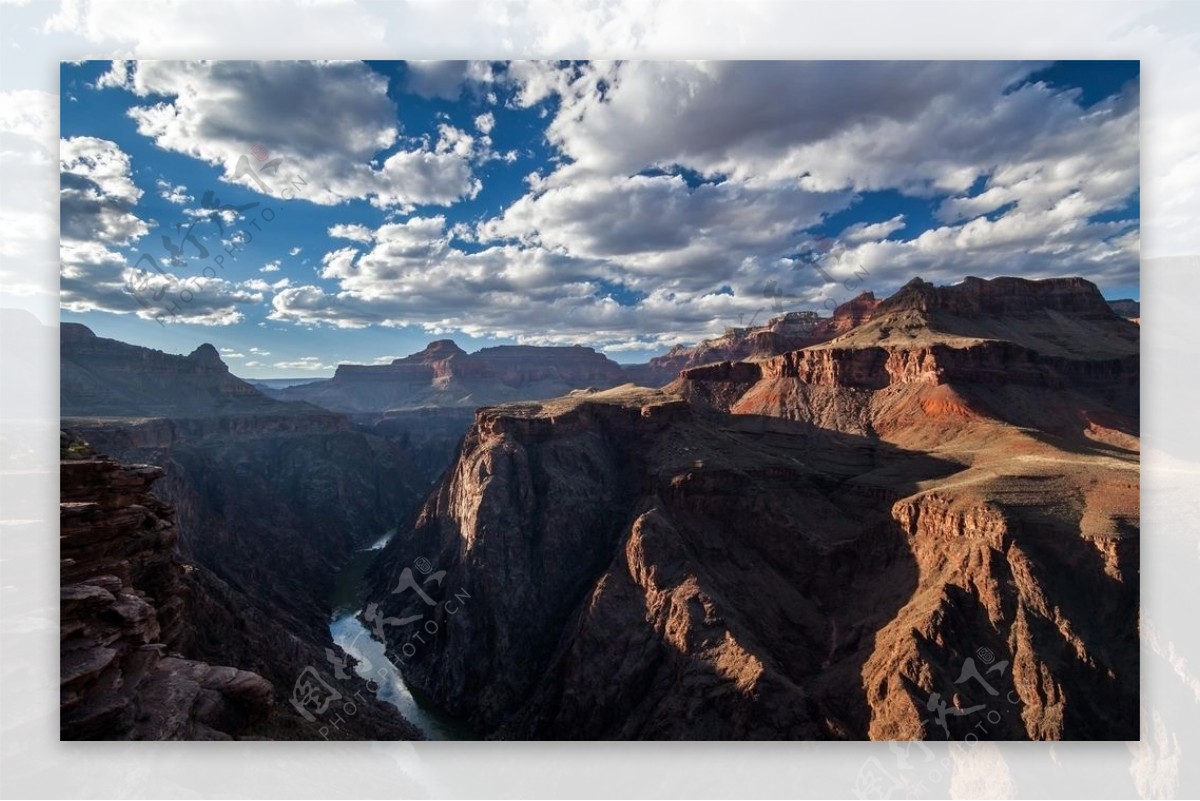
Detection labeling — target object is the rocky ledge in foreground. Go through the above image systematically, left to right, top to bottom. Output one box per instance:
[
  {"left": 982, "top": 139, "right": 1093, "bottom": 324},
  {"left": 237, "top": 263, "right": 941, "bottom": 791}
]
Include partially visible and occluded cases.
[
  {"left": 60, "top": 432, "right": 424, "bottom": 741},
  {"left": 60, "top": 434, "right": 273, "bottom": 740}
]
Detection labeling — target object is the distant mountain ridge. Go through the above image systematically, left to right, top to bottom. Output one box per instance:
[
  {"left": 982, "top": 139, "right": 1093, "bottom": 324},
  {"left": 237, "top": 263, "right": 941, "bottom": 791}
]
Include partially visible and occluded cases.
[
  {"left": 1107, "top": 298, "right": 1140, "bottom": 321},
  {"left": 61, "top": 323, "right": 325, "bottom": 419},
  {"left": 270, "top": 340, "right": 629, "bottom": 413}
]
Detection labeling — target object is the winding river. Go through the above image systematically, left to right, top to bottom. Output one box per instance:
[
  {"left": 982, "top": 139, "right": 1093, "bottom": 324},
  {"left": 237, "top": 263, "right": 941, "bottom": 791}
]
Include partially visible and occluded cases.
[{"left": 327, "top": 531, "right": 475, "bottom": 740}]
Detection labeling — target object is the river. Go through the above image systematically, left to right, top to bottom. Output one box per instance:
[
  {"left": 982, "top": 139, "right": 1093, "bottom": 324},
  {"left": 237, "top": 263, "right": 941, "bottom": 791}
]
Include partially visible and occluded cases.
[{"left": 327, "top": 530, "right": 475, "bottom": 740}]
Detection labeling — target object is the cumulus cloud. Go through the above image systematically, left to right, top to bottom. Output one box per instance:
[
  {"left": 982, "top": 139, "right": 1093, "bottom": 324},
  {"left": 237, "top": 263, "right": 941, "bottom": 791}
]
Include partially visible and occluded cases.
[
  {"left": 102, "top": 60, "right": 482, "bottom": 209},
  {"left": 405, "top": 60, "right": 495, "bottom": 100},
  {"left": 501, "top": 60, "right": 1140, "bottom": 305},
  {"left": 517, "top": 62, "right": 1026, "bottom": 187},
  {"left": 0, "top": 88, "right": 57, "bottom": 144},
  {"left": 59, "top": 136, "right": 269, "bottom": 326},
  {"left": 60, "top": 136, "right": 146, "bottom": 244},
  {"left": 481, "top": 172, "right": 850, "bottom": 292},
  {"left": 156, "top": 178, "right": 192, "bottom": 205},
  {"left": 271, "top": 213, "right": 805, "bottom": 347},
  {"left": 840, "top": 215, "right": 906, "bottom": 244},
  {"left": 328, "top": 223, "right": 374, "bottom": 243},
  {"left": 63, "top": 251, "right": 266, "bottom": 326},
  {"left": 260, "top": 260, "right": 281, "bottom": 273},
  {"left": 241, "top": 277, "right": 291, "bottom": 293}
]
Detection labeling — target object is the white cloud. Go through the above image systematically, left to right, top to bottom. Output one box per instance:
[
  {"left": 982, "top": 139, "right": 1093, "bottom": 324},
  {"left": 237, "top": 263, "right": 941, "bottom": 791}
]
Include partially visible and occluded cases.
[
  {"left": 95, "top": 59, "right": 132, "bottom": 89},
  {"left": 104, "top": 60, "right": 481, "bottom": 209},
  {"left": 405, "top": 60, "right": 495, "bottom": 100},
  {"left": 509, "top": 60, "right": 1137, "bottom": 225},
  {"left": 502, "top": 61, "right": 576, "bottom": 109},
  {"left": 517, "top": 62, "right": 1022, "bottom": 186},
  {"left": 0, "top": 89, "right": 57, "bottom": 142},
  {"left": 474, "top": 112, "right": 495, "bottom": 135},
  {"left": 59, "top": 136, "right": 270, "bottom": 326},
  {"left": 60, "top": 136, "right": 146, "bottom": 244},
  {"left": 481, "top": 172, "right": 849, "bottom": 293},
  {"left": 155, "top": 178, "right": 192, "bottom": 205},
  {"left": 183, "top": 205, "right": 240, "bottom": 226},
  {"left": 817, "top": 206, "right": 1139, "bottom": 292},
  {"left": 270, "top": 213, "right": 784, "bottom": 347},
  {"left": 840, "top": 215, "right": 906, "bottom": 244},
  {"left": 328, "top": 223, "right": 374, "bottom": 243},
  {"left": 288, "top": 246, "right": 302, "bottom": 256},
  {"left": 63, "top": 251, "right": 266, "bottom": 326},
  {"left": 260, "top": 260, "right": 281, "bottom": 273},
  {"left": 241, "top": 277, "right": 291, "bottom": 293},
  {"left": 249, "top": 346, "right": 270, "bottom": 356},
  {"left": 219, "top": 348, "right": 246, "bottom": 358},
  {"left": 273, "top": 356, "right": 331, "bottom": 370}
]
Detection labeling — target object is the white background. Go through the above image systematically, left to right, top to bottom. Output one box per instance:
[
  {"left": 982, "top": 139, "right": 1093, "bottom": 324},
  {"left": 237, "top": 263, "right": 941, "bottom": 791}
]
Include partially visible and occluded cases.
[{"left": 1, "top": 1, "right": 1197, "bottom": 798}]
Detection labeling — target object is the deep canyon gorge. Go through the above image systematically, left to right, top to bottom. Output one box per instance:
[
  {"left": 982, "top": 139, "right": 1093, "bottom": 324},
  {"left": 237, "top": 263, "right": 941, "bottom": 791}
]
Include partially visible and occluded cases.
[{"left": 60, "top": 275, "right": 1139, "bottom": 741}]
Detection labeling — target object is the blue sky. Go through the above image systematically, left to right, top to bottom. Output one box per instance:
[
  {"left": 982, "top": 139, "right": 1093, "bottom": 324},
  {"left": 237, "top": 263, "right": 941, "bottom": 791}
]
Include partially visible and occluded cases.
[{"left": 58, "top": 60, "right": 1140, "bottom": 376}]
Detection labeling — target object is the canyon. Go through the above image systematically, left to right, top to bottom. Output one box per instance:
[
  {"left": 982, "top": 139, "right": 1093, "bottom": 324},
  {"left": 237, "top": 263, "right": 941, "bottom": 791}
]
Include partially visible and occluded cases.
[
  {"left": 59, "top": 275, "right": 1140, "bottom": 740},
  {"left": 361, "top": 276, "right": 1139, "bottom": 740},
  {"left": 61, "top": 325, "right": 424, "bottom": 739}
]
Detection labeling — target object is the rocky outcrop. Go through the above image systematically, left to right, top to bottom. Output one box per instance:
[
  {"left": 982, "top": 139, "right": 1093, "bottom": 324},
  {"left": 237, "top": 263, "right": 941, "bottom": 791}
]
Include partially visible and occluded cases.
[
  {"left": 674, "top": 276, "right": 1139, "bottom": 439},
  {"left": 878, "top": 276, "right": 1116, "bottom": 317},
  {"left": 810, "top": 291, "right": 881, "bottom": 337},
  {"left": 624, "top": 293, "right": 881, "bottom": 386},
  {"left": 60, "top": 330, "right": 428, "bottom": 741},
  {"left": 717, "top": 341, "right": 1135, "bottom": 397},
  {"left": 60, "top": 436, "right": 274, "bottom": 740},
  {"left": 863, "top": 484, "right": 1139, "bottom": 740}
]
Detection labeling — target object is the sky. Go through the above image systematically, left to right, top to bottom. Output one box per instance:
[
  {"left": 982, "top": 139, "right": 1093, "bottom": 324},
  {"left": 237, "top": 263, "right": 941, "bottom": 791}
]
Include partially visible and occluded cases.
[{"left": 52, "top": 60, "right": 1139, "bottom": 376}]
